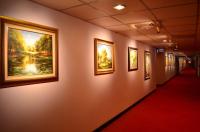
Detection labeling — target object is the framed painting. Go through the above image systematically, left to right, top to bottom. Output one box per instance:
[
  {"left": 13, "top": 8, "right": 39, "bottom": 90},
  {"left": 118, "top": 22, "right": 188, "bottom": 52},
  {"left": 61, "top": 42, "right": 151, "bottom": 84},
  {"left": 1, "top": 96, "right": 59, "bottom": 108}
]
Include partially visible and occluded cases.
[
  {"left": 0, "top": 16, "right": 58, "bottom": 88},
  {"left": 94, "top": 38, "right": 115, "bottom": 75},
  {"left": 128, "top": 47, "right": 138, "bottom": 71},
  {"left": 144, "top": 51, "right": 151, "bottom": 80},
  {"left": 165, "top": 53, "right": 169, "bottom": 67},
  {"left": 168, "top": 53, "right": 173, "bottom": 67}
]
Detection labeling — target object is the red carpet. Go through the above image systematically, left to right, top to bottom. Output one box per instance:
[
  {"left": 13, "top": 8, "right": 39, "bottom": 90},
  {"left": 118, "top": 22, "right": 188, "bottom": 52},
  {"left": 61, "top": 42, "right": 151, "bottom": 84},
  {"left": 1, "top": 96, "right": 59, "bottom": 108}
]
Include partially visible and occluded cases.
[{"left": 101, "top": 68, "right": 200, "bottom": 132}]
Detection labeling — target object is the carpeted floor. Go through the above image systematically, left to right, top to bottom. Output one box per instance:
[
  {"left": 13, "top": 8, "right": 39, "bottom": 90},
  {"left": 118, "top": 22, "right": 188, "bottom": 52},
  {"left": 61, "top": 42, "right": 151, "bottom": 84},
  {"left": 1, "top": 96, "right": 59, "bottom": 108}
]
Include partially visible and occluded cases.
[{"left": 101, "top": 68, "right": 200, "bottom": 132}]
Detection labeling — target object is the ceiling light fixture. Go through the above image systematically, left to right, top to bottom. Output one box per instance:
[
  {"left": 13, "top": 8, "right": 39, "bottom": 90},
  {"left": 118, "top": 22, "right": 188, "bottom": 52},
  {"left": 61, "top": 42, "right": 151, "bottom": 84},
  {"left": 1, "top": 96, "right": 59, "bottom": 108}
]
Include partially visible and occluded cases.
[
  {"left": 114, "top": 4, "right": 126, "bottom": 10},
  {"left": 154, "top": 20, "right": 161, "bottom": 33},
  {"left": 130, "top": 21, "right": 161, "bottom": 33},
  {"left": 130, "top": 21, "right": 154, "bottom": 30},
  {"left": 130, "top": 24, "right": 137, "bottom": 29},
  {"left": 156, "top": 26, "right": 160, "bottom": 33},
  {"left": 163, "top": 39, "right": 167, "bottom": 43}
]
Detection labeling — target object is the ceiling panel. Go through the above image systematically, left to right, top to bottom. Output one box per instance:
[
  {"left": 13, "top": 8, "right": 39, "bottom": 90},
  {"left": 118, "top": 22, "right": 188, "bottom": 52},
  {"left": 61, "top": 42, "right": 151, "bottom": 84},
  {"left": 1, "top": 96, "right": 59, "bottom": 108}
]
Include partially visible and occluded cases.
[
  {"left": 31, "top": 0, "right": 199, "bottom": 52},
  {"left": 32, "top": 0, "right": 83, "bottom": 10},
  {"left": 80, "top": 0, "right": 96, "bottom": 3},
  {"left": 89, "top": 0, "right": 146, "bottom": 15},
  {"left": 143, "top": 0, "right": 196, "bottom": 9},
  {"left": 153, "top": 4, "right": 197, "bottom": 20},
  {"left": 62, "top": 5, "right": 107, "bottom": 20},
  {"left": 113, "top": 10, "right": 155, "bottom": 24},
  {"left": 163, "top": 16, "right": 197, "bottom": 27},
  {"left": 198, "top": 16, "right": 200, "bottom": 23},
  {"left": 89, "top": 17, "right": 122, "bottom": 27},
  {"left": 106, "top": 24, "right": 130, "bottom": 32},
  {"left": 166, "top": 25, "right": 196, "bottom": 32},
  {"left": 138, "top": 27, "right": 168, "bottom": 35},
  {"left": 121, "top": 29, "right": 141, "bottom": 35},
  {"left": 120, "top": 30, "right": 152, "bottom": 41},
  {"left": 171, "top": 30, "right": 195, "bottom": 36},
  {"left": 197, "top": 30, "right": 200, "bottom": 41},
  {"left": 147, "top": 34, "right": 168, "bottom": 40},
  {"left": 147, "top": 34, "right": 171, "bottom": 47},
  {"left": 176, "top": 37, "right": 195, "bottom": 42},
  {"left": 140, "top": 39, "right": 160, "bottom": 47},
  {"left": 175, "top": 39, "right": 195, "bottom": 49},
  {"left": 153, "top": 42, "right": 171, "bottom": 47},
  {"left": 177, "top": 42, "right": 194, "bottom": 47}
]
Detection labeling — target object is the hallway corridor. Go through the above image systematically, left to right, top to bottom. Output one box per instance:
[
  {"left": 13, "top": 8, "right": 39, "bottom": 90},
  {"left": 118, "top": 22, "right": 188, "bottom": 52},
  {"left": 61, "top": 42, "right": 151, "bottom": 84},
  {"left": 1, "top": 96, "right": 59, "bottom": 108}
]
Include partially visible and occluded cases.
[{"left": 101, "top": 68, "right": 200, "bottom": 132}]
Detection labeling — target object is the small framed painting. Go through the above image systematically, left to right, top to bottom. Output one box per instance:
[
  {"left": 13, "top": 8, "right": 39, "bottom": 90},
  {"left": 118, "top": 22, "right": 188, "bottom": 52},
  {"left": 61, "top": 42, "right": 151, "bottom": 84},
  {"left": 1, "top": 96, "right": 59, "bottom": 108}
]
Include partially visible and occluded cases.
[
  {"left": 0, "top": 16, "right": 58, "bottom": 88},
  {"left": 94, "top": 38, "right": 115, "bottom": 75},
  {"left": 128, "top": 47, "right": 138, "bottom": 71},
  {"left": 144, "top": 51, "right": 151, "bottom": 80},
  {"left": 165, "top": 53, "right": 169, "bottom": 67},
  {"left": 168, "top": 53, "right": 173, "bottom": 67}
]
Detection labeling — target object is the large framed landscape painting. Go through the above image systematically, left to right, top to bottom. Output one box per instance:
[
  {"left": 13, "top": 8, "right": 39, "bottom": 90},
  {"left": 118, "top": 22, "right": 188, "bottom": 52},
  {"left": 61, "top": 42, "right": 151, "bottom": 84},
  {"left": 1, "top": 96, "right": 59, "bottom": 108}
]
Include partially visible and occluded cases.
[
  {"left": 0, "top": 16, "right": 58, "bottom": 88},
  {"left": 94, "top": 38, "right": 115, "bottom": 75},
  {"left": 128, "top": 47, "right": 138, "bottom": 71},
  {"left": 144, "top": 51, "right": 151, "bottom": 80}
]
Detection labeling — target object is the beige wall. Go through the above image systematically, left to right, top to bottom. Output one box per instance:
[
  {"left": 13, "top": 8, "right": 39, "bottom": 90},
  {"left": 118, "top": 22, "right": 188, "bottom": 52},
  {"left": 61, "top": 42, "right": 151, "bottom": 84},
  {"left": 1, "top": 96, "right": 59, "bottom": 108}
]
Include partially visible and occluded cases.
[
  {"left": 0, "top": 0, "right": 156, "bottom": 131},
  {"left": 156, "top": 51, "right": 176, "bottom": 85},
  {"left": 156, "top": 52, "right": 166, "bottom": 85}
]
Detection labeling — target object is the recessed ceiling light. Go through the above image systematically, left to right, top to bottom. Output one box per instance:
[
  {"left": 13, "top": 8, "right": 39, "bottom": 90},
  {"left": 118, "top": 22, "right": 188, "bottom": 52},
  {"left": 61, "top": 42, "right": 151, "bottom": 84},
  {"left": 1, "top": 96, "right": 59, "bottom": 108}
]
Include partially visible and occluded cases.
[
  {"left": 114, "top": 4, "right": 126, "bottom": 10},
  {"left": 130, "top": 24, "right": 137, "bottom": 29},
  {"left": 163, "top": 39, "right": 167, "bottom": 43}
]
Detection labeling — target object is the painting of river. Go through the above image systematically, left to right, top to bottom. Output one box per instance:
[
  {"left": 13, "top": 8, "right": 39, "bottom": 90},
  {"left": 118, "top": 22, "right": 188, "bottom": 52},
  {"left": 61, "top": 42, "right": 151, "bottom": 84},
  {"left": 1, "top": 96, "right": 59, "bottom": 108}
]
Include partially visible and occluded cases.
[{"left": 7, "top": 27, "right": 53, "bottom": 77}]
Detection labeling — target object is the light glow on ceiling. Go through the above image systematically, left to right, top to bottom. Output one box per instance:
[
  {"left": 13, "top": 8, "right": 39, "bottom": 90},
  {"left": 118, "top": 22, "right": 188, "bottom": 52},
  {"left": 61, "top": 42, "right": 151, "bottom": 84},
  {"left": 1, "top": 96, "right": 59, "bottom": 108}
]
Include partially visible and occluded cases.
[
  {"left": 114, "top": 4, "right": 126, "bottom": 10},
  {"left": 163, "top": 39, "right": 167, "bottom": 42}
]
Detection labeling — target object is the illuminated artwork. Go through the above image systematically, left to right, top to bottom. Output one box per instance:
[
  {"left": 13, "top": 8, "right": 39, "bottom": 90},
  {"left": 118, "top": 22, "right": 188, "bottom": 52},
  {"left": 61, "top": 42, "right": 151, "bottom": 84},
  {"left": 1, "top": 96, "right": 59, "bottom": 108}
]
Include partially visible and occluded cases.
[
  {"left": 0, "top": 17, "right": 58, "bottom": 88},
  {"left": 94, "top": 38, "right": 114, "bottom": 75},
  {"left": 128, "top": 47, "right": 138, "bottom": 71},
  {"left": 144, "top": 51, "right": 151, "bottom": 80},
  {"left": 165, "top": 53, "right": 175, "bottom": 71},
  {"left": 165, "top": 53, "right": 169, "bottom": 66}
]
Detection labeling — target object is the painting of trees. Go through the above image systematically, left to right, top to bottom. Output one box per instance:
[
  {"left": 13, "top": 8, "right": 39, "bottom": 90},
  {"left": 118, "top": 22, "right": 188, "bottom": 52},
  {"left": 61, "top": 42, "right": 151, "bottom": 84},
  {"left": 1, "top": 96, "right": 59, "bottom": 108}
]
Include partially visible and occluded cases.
[
  {"left": 0, "top": 16, "right": 58, "bottom": 88},
  {"left": 7, "top": 28, "right": 53, "bottom": 76},
  {"left": 95, "top": 39, "right": 114, "bottom": 75},
  {"left": 98, "top": 48, "right": 112, "bottom": 69},
  {"left": 128, "top": 48, "right": 138, "bottom": 71}
]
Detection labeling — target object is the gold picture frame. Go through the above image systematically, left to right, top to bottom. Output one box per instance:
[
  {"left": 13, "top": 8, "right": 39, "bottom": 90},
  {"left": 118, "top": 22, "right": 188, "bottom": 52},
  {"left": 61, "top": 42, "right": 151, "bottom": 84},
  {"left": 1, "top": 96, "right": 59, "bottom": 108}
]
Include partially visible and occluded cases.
[
  {"left": 0, "top": 16, "right": 58, "bottom": 88},
  {"left": 94, "top": 38, "right": 115, "bottom": 75},
  {"left": 128, "top": 47, "right": 138, "bottom": 71},
  {"left": 144, "top": 51, "right": 151, "bottom": 80}
]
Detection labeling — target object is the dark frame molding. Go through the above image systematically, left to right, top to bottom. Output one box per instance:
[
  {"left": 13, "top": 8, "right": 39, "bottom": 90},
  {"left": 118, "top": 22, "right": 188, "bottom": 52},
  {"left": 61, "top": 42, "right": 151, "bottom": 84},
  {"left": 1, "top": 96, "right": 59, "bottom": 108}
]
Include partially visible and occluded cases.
[
  {"left": 0, "top": 16, "right": 59, "bottom": 88},
  {"left": 94, "top": 38, "right": 115, "bottom": 75},
  {"left": 128, "top": 47, "right": 138, "bottom": 71}
]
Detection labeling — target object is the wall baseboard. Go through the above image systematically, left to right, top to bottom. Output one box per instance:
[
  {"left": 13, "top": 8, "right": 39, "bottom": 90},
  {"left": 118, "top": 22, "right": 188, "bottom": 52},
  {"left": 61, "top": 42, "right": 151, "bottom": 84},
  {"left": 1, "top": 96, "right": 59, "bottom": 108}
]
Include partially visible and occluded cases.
[{"left": 94, "top": 89, "right": 157, "bottom": 131}]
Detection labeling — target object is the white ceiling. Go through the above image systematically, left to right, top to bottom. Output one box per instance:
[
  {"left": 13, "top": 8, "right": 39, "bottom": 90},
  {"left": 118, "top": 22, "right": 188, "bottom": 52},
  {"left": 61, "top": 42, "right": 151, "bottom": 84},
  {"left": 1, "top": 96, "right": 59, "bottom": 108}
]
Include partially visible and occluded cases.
[{"left": 31, "top": 0, "right": 200, "bottom": 54}]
